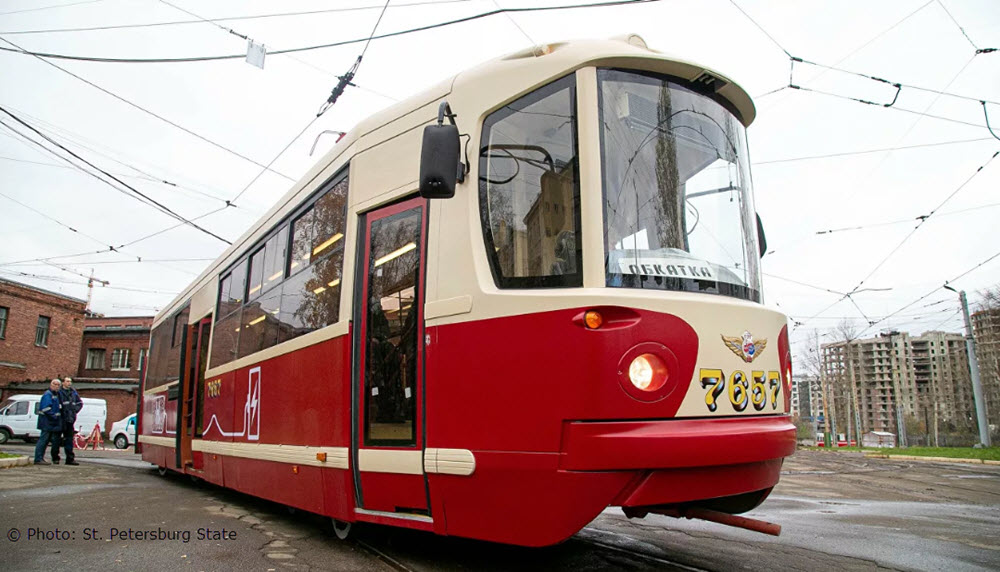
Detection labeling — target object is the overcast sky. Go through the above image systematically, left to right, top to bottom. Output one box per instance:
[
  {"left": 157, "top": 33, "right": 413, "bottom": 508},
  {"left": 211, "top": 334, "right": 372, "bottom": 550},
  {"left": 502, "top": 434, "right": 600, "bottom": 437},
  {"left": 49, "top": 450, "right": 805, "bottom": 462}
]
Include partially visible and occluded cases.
[{"left": 0, "top": 0, "right": 998, "bottom": 365}]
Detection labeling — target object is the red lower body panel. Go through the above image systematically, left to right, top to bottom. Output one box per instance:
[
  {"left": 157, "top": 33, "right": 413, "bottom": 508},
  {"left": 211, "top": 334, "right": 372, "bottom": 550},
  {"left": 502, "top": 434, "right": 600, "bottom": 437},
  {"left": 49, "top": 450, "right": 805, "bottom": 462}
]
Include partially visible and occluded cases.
[{"left": 429, "top": 451, "right": 633, "bottom": 547}]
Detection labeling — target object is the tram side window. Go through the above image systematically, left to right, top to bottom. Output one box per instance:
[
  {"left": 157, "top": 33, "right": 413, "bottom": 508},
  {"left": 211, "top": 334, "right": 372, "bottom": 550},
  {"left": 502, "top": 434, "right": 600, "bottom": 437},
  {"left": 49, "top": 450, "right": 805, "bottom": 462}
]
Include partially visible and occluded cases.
[
  {"left": 479, "top": 74, "right": 582, "bottom": 288},
  {"left": 211, "top": 171, "right": 349, "bottom": 367},
  {"left": 262, "top": 228, "right": 288, "bottom": 292},
  {"left": 246, "top": 247, "right": 266, "bottom": 301},
  {"left": 211, "top": 260, "right": 247, "bottom": 368},
  {"left": 146, "top": 306, "right": 189, "bottom": 390}
]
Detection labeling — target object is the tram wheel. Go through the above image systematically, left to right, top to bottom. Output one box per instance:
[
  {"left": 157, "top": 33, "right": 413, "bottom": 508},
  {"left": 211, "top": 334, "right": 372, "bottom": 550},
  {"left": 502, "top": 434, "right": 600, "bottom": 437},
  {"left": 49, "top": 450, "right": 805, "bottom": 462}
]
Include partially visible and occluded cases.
[
  {"left": 157, "top": 466, "right": 168, "bottom": 476},
  {"left": 332, "top": 519, "right": 352, "bottom": 540}
]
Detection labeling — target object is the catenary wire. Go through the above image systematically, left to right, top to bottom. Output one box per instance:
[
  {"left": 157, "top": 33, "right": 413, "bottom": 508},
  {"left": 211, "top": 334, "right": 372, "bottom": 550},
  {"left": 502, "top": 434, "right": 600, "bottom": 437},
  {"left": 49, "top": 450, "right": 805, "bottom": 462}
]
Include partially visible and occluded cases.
[
  {"left": 0, "top": 0, "right": 661, "bottom": 63},
  {"left": 0, "top": 0, "right": 476, "bottom": 35},
  {"left": 0, "top": 0, "right": 105, "bottom": 17},
  {"left": 231, "top": 0, "right": 391, "bottom": 204},
  {"left": 728, "top": 0, "right": 791, "bottom": 58},
  {"left": 936, "top": 0, "right": 979, "bottom": 50},
  {"left": 0, "top": 35, "right": 296, "bottom": 182},
  {"left": 0, "top": 104, "right": 259, "bottom": 207},
  {"left": 0, "top": 107, "right": 233, "bottom": 245},
  {"left": 754, "top": 137, "right": 994, "bottom": 165},
  {"left": 846, "top": 150, "right": 998, "bottom": 294},
  {"left": 0, "top": 190, "right": 112, "bottom": 248},
  {"left": 814, "top": 201, "right": 1000, "bottom": 235},
  {"left": 0, "top": 205, "right": 230, "bottom": 268}
]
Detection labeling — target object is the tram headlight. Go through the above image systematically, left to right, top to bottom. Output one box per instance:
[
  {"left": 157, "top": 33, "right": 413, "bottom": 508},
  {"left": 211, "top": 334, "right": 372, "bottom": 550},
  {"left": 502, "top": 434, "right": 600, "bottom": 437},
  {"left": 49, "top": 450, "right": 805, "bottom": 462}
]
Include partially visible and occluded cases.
[{"left": 628, "top": 353, "right": 668, "bottom": 392}]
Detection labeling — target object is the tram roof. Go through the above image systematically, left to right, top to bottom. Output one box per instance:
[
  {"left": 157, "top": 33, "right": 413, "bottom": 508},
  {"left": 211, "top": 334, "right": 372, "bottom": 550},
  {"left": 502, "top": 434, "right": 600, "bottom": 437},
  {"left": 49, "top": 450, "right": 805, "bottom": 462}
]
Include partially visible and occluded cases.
[{"left": 152, "top": 35, "right": 755, "bottom": 327}]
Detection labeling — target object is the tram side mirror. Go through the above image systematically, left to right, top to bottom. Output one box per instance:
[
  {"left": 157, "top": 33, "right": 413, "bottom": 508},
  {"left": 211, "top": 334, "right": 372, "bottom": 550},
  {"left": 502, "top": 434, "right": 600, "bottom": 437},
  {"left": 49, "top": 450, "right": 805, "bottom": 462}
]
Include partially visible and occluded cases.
[
  {"left": 419, "top": 123, "right": 461, "bottom": 199},
  {"left": 756, "top": 214, "right": 767, "bottom": 258}
]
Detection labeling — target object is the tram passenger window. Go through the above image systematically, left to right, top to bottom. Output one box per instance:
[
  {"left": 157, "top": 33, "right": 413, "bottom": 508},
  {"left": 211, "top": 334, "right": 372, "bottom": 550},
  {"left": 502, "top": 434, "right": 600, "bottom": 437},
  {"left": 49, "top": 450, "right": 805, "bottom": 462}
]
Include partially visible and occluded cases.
[
  {"left": 479, "top": 74, "right": 581, "bottom": 288},
  {"left": 312, "top": 177, "right": 348, "bottom": 258},
  {"left": 289, "top": 208, "right": 315, "bottom": 276},
  {"left": 262, "top": 227, "right": 288, "bottom": 292},
  {"left": 247, "top": 247, "right": 266, "bottom": 301},
  {"left": 276, "top": 249, "right": 343, "bottom": 343},
  {"left": 223, "top": 260, "right": 248, "bottom": 308},
  {"left": 239, "top": 289, "right": 280, "bottom": 358},
  {"left": 147, "top": 306, "right": 188, "bottom": 389},
  {"left": 211, "top": 309, "right": 242, "bottom": 367}
]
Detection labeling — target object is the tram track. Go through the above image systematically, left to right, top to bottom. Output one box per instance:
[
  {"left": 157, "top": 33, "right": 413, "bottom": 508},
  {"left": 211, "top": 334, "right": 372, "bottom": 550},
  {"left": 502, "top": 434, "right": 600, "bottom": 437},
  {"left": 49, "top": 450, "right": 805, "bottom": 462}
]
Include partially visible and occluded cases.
[
  {"left": 577, "top": 526, "right": 712, "bottom": 571},
  {"left": 354, "top": 538, "right": 416, "bottom": 572}
]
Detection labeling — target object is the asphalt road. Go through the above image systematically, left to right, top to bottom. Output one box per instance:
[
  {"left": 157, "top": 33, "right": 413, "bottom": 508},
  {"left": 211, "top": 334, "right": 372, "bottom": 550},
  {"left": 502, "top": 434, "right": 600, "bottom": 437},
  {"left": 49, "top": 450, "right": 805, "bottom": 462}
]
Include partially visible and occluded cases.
[{"left": 2, "top": 444, "right": 999, "bottom": 571}]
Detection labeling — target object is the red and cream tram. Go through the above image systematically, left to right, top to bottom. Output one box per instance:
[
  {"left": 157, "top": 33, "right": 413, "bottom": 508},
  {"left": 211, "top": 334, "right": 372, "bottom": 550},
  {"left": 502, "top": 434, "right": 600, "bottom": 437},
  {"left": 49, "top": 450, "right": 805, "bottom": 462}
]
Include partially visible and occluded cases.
[{"left": 138, "top": 34, "right": 795, "bottom": 547}]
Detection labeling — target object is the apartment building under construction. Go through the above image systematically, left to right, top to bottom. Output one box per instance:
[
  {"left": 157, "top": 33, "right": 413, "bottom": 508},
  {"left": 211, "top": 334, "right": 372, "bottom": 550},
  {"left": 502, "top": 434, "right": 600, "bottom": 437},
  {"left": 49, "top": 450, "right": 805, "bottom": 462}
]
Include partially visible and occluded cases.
[
  {"left": 972, "top": 306, "right": 1000, "bottom": 436},
  {"left": 821, "top": 331, "right": 974, "bottom": 439}
]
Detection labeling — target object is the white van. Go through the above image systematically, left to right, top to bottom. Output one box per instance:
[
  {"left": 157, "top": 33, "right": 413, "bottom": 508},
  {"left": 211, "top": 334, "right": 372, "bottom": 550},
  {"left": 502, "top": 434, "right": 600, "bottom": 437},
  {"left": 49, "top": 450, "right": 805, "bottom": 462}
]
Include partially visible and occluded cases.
[{"left": 0, "top": 394, "right": 107, "bottom": 444}]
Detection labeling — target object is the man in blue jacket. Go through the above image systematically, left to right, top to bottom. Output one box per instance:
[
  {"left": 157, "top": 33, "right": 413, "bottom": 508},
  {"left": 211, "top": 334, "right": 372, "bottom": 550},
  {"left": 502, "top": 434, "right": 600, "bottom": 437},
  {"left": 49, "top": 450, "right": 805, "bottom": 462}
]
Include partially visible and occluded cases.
[
  {"left": 54, "top": 377, "right": 83, "bottom": 465},
  {"left": 34, "top": 379, "right": 63, "bottom": 465}
]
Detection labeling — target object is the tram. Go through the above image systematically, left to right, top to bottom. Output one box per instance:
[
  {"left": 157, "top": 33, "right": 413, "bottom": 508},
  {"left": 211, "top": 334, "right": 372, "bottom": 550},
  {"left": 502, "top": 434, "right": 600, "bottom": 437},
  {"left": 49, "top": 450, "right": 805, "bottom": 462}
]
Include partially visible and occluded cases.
[{"left": 137, "top": 34, "right": 795, "bottom": 547}]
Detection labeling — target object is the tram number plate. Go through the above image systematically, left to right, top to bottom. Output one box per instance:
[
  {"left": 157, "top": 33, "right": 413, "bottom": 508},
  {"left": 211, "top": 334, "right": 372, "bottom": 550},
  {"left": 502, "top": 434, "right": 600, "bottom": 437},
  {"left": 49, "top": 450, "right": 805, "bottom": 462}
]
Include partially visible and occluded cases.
[{"left": 699, "top": 369, "right": 780, "bottom": 413}]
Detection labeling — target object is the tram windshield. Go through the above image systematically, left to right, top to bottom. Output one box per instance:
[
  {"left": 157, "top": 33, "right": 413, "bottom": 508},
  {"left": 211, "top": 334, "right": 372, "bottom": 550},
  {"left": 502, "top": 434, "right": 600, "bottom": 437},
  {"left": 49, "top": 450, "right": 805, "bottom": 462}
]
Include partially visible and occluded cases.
[{"left": 599, "top": 69, "right": 761, "bottom": 302}]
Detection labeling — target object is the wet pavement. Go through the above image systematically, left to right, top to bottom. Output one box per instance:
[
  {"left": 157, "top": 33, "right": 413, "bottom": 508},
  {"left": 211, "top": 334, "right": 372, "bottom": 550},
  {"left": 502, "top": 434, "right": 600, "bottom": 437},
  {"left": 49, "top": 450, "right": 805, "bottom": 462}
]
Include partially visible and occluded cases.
[{"left": 1, "top": 444, "right": 998, "bottom": 571}]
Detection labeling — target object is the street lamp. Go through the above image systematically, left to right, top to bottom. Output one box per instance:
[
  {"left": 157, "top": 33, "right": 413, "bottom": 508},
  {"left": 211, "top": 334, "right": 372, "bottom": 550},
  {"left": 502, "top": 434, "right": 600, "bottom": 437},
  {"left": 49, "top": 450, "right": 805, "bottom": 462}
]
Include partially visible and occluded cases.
[{"left": 943, "top": 283, "right": 991, "bottom": 447}]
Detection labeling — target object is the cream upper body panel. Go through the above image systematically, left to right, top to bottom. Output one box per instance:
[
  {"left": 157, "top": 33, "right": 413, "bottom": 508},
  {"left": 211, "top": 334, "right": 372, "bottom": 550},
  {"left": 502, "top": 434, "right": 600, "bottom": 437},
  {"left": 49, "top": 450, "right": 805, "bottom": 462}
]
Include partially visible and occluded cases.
[{"left": 154, "top": 34, "right": 761, "bottom": 365}]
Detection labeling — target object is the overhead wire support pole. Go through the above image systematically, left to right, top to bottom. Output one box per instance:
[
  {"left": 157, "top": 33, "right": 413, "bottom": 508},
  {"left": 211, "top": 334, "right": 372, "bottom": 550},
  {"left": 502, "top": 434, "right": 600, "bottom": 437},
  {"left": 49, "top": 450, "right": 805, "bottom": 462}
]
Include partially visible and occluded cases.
[{"left": 943, "top": 284, "right": 992, "bottom": 447}]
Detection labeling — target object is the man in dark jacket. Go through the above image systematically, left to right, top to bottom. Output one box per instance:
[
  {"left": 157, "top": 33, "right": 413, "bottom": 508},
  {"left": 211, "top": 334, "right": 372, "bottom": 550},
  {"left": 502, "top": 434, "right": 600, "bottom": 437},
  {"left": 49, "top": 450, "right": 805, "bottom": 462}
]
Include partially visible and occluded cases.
[
  {"left": 54, "top": 376, "right": 83, "bottom": 465},
  {"left": 33, "top": 379, "right": 62, "bottom": 465}
]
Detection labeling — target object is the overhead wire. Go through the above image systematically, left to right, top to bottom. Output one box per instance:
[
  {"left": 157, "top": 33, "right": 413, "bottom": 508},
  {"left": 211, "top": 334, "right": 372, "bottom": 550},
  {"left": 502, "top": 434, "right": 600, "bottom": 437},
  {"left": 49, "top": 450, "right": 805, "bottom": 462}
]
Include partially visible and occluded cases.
[
  {"left": 0, "top": 0, "right": 661, "bottom": 64},
  {"left": 0, "top": 0, "right": 476, "bottom": 35},
  {"left": 0, "top": 0, "right": 105, "bottom": 17},
  {"left": 232, "top": 0, "right": 392, "bottom": 205},
  {"left": 727, "top": 0, "right": 791, "bottom": 58},
  {"left": 936, "top": 0, "right": 979, "bottom": 51},
  {"left": 0, "top": 34, "right": 297, "bottom": 182},
  {"left": 0, "top": 107, "right": 233, "bottom": 245},
  {"left": 754, "top": 137, "right": 994, "bottom": 165},
  {"left": 845, "top": 150, "right": 998, "bottom": 295},
  {"left": 0, "top": 190, "right": 111, "bottom": 248},
  {"left": 814, "top": 201, "right": 1000, "bottom": 235},
  {"left": 0, "top": 203, "right": 229, "bottom": 268},
  {"left": 851, "top": 246, "right": 1000, "bottom": 339},
  {"left": 0, "top": 269, "right": 178, "bottom": 295}
]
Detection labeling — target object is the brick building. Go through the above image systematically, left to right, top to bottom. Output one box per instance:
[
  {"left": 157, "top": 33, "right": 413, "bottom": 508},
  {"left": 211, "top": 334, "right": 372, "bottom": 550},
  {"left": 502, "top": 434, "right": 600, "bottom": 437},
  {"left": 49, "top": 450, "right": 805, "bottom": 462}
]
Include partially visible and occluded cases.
[
  {"left": 0, "top": 278, "right": 87, "bottom": 385},
  {"left": 0, "top": 278, "right": 153, "bottom": 433},
  {"left": 76, "top": 316, "right": 153, "bottom": 428}
]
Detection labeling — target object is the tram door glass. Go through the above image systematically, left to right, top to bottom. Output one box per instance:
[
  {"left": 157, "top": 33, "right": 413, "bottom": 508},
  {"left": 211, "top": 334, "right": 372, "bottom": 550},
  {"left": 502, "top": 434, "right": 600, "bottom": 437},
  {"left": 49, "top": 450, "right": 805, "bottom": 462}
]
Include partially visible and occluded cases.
[
  {"left": 356, "top": 197, "right": 428, "bottom": 514},
  {"left": 363, "top": 208, "right": 422, "bottom": 445}
]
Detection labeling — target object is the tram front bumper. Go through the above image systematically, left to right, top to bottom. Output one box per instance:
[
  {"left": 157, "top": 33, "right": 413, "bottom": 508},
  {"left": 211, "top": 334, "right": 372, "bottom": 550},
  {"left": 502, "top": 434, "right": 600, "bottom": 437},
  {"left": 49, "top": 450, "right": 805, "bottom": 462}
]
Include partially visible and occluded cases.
[
  {"left": 560, "top": 415, "right": 795, "bottom": 471},
  {"left": 560, "top": 416, "right": 795, "bottom": 507}
]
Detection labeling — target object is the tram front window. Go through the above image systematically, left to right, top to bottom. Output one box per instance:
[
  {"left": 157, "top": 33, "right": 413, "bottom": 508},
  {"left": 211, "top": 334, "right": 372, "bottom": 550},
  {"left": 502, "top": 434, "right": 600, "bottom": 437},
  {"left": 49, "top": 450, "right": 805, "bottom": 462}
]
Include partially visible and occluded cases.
[{"left": 598, "top": 69, "right": 761, "bottom": 302}]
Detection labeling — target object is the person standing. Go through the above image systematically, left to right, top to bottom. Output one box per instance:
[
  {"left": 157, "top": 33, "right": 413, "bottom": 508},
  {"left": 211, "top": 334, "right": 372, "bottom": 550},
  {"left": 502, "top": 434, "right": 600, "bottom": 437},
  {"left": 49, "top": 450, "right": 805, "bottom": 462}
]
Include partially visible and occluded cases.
[
  {"left": 54, "top": 377, "right": 82, "bottom": 465},
  {"left": 33, "top": 379, "right": 62, "bottom": 465}
]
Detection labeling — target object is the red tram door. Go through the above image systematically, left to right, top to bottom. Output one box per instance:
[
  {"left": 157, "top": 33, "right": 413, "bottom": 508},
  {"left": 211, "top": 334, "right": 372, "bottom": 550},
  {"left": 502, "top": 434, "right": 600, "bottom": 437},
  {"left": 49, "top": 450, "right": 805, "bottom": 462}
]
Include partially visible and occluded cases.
[
  {"left": 352, "top": 197, "right": 429, "bottom": 516},
  {"left": 180, "top": 317, "right": 211, "bottom": 470}
]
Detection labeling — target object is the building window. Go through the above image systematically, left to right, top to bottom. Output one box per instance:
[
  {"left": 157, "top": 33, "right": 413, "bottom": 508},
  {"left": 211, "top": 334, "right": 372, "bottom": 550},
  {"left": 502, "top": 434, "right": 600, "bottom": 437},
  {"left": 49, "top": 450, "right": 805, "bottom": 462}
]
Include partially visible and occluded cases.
[
  {"left": 0, "top": 306, "right": 7, "bottom": 339},
  {"left": 35, "top": 316, "right": 50, "bottom": 347},
  {"left": 85, "top": 348, "right": 106, "bottom": 370},
  {"left": 111, "top": 348, "right": 131, "bottom": 371},
  {"left": 137, "top": 348, "right": 148, "bottom": 372}
]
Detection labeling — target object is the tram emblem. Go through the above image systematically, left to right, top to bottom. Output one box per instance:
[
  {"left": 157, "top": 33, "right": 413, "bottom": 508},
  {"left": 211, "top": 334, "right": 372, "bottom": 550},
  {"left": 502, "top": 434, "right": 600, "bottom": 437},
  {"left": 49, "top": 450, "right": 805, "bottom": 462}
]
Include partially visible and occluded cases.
[{"left": 722, "top": 331, "right": 767, "bottom": 363}]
